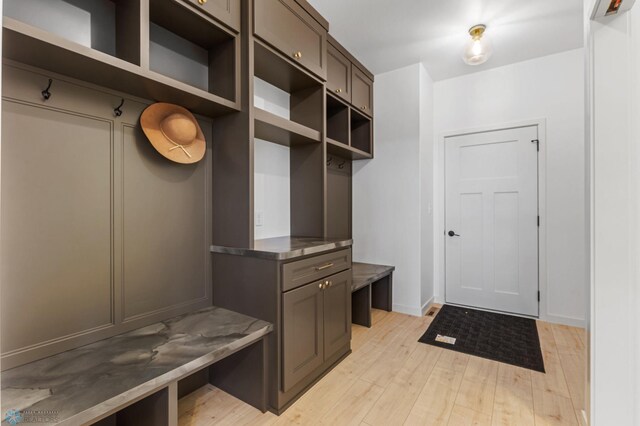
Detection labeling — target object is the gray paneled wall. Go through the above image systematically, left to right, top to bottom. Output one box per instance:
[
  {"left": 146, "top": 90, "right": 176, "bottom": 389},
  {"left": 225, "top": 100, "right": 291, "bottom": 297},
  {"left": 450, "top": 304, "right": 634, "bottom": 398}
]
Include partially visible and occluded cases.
[{"left": 0, "top": 63, "right": 212, "bottom": 370}]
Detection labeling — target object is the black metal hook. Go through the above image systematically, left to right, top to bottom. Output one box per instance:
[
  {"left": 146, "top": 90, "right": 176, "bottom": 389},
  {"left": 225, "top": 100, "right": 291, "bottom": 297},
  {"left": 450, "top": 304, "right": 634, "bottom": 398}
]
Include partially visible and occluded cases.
[
  {"left": 42, "top": 79, "right": 53, "bottom": 100},
  {"left": 114, "top": 99, "right": 124, "bottom": 117},
  {"left": 327, "top": 156, "right": 333, "bottom": 166},
  {"left": 338, "top": 160, "right": 346, "bottom": 169}
]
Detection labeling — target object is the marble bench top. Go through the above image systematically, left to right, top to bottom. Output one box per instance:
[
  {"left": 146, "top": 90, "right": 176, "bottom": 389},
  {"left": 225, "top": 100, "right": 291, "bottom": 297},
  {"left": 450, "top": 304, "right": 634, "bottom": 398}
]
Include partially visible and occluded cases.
[
  {"left": 211, "top": 236, "right": 353, "bottom": 260},
  {"left": 352, "top": 262, "right": 395, "bottom": 292},
  {"left": 1, "top": 306, "right": 272, "bottom": 425}
]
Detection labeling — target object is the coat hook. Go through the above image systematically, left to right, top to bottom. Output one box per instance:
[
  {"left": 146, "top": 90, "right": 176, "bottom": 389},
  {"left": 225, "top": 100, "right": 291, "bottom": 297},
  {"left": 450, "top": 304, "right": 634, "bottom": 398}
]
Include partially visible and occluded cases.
[
  {"left": 41, "top": 79, "right": 53, "bottom": 101},
  {"left": 114, "top": 99, "right": 124, "bottom": 117},
  {"left": 327, "top": 156, "right": 333, "bottom": 166},
  {"left": 338, "top": 160, "right": 346, "bottom": 169}
]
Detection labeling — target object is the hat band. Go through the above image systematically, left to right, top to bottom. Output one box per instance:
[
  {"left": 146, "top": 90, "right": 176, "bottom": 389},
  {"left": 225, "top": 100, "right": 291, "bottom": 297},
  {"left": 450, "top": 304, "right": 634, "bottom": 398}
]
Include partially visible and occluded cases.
[{"left": 160, "top": 127, "right": 193, "bottom": 159}]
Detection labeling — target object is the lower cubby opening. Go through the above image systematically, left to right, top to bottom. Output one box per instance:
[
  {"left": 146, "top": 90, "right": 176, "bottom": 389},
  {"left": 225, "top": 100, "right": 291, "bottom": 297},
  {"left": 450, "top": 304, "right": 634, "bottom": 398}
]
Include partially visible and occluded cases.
[
  {"left": 4, "top": 0, "right": 141, "bottom": 65},
  {"left": 149, "top": 0, "right": 236, "bottom": 101},
  {"left": 326, "top": 95, "right": 349, "bottom": 145},
  {"left": 350, "top": 109, "right": 372, "bottom": 155},
  {"left": 93, "top": 387, "right": 171, "bottom": 426}
]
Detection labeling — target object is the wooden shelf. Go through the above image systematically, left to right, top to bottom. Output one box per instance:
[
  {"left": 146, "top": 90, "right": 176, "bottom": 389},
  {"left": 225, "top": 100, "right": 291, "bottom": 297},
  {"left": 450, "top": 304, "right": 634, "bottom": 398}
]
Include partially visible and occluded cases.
[
  {"left": 3, "top": 17, "right": 239, "bottom": 117},
  {"left": 254, "top": 107, "right": 322, "bottom": 147},
  {"left": 327, "top": 138, "right": 372, "bottom": 160}
]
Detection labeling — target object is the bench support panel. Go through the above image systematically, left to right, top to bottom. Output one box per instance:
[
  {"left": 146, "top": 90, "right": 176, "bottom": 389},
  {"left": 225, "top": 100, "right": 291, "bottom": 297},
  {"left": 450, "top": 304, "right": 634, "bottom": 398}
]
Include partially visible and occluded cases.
[
  {"left": 371, "top": 275, "right": 393, "bottom": 312},
  {"left": 352, "top": 285, "right": 372, "bottom": 327},
  {"left": 210, "top": 336, "right": 269, "bottom": 412}
]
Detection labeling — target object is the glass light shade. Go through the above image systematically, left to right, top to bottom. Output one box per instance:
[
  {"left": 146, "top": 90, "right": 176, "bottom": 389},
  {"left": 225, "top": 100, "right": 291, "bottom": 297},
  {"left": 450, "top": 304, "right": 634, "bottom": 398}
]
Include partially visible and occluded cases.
[{"left": 462, "top": 25, "right": 493, "bottom": 66}]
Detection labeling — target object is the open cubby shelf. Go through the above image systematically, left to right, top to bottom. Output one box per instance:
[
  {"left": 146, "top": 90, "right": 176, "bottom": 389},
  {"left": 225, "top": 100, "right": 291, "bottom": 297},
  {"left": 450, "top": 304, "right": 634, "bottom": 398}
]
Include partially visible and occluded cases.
[
  {"left": 2, "top": 0, "right": 239, "bottom": 117},
  {"left": 254, "top": 40, "right": 324, "bottom": 138},
  {"left": 326, "top": 94, "right": 349, "bottom": 145},
  {"left": 254, "top": 107, "right": 322, "bottom": 146},
  {"left": 350, "top": 107, "right": 373, "bottom": 156},
  {"left": 327, "top": 138, "right": 372, "bottom": 160}
]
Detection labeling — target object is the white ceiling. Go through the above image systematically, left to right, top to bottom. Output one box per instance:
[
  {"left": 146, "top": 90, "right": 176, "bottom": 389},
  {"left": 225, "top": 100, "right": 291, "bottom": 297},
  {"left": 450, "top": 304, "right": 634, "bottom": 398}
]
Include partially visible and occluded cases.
[{"left": 307, "top": 0, "right": 584, "bottom": 81}]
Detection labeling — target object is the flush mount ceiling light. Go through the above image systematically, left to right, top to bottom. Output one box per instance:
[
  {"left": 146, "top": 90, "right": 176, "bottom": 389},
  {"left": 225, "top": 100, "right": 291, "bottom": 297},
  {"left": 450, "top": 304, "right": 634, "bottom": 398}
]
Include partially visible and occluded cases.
[{"left": 462, "top": 24, "right": 493, "bottom": 66}]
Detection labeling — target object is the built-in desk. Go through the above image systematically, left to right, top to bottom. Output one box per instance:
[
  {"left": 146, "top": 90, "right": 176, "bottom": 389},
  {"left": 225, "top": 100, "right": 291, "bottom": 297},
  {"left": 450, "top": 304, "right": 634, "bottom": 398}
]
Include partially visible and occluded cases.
[
  {"left": 351, "top": 262, "right": 395, "bottom": 327},
  {"left": 0, "top": 307, "right": 272, "bottom": 425}
]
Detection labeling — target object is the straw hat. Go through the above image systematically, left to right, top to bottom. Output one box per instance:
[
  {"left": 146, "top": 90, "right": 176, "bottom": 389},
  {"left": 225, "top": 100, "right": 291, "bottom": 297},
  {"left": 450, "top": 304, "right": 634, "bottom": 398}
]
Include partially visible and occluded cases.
[{"left": 140, "top": 103, "right": 206, "bottom": 164}]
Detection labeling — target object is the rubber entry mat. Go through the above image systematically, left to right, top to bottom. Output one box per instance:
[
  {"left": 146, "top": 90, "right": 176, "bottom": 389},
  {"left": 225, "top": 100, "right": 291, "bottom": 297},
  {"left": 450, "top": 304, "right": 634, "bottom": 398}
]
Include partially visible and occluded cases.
[{"left": 418, "top": 304, "right": 545, "bottom": 372}]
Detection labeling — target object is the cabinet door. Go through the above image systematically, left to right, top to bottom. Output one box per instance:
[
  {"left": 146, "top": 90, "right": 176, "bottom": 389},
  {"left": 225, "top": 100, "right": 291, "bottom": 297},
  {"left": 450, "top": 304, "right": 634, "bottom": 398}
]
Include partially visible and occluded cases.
[
  {"left": 183, "top": 0, "right": 240, "bottom": 32},
  {"left": 254, "top": 0, "right": 327, "bottom": 79},
  {"left": 327, "top": 44, "right": 351, "bottom": 102},
  {"left": 351, "top": 67, "right": 373, "bottom": 117},
  {"left": 323, "top": 270, "right": 352, "bottom": 360},
  {"left": 282, "top": 280, "right": 324, "bottom": 391}
]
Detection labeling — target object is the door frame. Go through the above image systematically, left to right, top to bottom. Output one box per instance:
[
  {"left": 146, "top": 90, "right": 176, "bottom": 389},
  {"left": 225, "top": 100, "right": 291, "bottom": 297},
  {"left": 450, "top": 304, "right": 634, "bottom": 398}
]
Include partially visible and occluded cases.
[{"left": 436, "top": 118, "right": 547, "bottom": 320}]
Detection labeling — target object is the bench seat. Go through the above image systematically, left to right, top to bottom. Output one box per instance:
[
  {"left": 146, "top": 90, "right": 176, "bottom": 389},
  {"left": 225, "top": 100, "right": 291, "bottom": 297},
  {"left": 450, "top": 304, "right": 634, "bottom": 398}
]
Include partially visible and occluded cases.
[
  {"left": 351, "top": 262, "right": 395, "bottom": 328},
  {"left": 0, "top": 306, "right": 272, "bottom": 425}
]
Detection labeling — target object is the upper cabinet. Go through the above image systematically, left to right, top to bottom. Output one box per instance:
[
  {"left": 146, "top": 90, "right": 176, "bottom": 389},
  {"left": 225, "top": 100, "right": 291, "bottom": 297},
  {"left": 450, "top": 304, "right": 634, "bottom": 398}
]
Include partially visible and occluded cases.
[
  {"left": 181, "top": 0, "right": 241, "bottom": 32},
  {"left": 254, "top": 0, "right": 328, "bottom": 80},
  {"left": 327, "top": 44, "right": 351, "bottom": 102},
  {"left": 351, "top": 67, "right": 373, "bottom": 117}
]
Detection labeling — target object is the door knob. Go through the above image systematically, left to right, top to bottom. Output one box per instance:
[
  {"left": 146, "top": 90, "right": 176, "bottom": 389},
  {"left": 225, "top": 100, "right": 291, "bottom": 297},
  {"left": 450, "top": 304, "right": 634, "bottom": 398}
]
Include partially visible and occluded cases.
[{"left": 448, "top": 230, "right": 460, "bottom": 237}]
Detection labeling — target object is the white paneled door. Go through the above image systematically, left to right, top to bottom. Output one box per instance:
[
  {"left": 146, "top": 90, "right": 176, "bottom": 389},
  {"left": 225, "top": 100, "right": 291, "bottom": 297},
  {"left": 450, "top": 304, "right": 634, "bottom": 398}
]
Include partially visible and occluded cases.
[{"left": 445, "top": 126, "right": 539, "bottom": 316}]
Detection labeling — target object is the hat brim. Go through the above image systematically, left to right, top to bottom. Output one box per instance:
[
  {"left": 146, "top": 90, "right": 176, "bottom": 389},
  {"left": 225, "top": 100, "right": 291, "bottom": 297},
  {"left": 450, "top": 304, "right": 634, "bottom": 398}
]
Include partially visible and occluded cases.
[{"left": 140, "top": 103, "right": 206, "bottom": 165}]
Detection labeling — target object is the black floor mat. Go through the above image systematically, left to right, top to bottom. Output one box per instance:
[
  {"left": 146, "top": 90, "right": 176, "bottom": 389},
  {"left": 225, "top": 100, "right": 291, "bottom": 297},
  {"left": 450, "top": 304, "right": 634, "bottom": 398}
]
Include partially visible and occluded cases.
[{"left": 418, "top": 304, "right": 545, "bottom": 372}]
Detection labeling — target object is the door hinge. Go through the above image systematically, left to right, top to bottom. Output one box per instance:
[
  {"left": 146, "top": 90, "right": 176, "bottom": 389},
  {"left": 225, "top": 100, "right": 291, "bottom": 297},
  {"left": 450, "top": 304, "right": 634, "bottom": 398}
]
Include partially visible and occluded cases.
[
  {"left": 532, "top": 139, "right": 539, "bottom": 151},
  {"left": 537, "top": 215, "right": 540, "bottom": 227},
  {"left": 538, "top": 291, "right": 541, "bottom": 302}
]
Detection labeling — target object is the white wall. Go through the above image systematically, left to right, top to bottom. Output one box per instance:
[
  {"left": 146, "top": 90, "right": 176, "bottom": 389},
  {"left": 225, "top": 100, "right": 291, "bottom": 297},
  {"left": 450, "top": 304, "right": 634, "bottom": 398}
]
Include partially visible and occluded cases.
[
  {"left": 588, "top": 3, "right": 640, "bottom": 424},
  {"left": 433, "top": 49, "right": 586, "bottom": 327},
  {"left": 353, "top": 63, "right": 435, "bottom": 316},
  {"left": 253, "top": 78, "right": 291, "bottom": 240}
]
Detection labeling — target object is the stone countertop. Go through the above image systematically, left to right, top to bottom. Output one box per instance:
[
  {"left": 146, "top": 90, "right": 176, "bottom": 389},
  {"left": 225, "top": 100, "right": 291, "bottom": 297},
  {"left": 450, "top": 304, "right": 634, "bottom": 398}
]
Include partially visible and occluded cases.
[
  {"left": 210, "top": 236, "right": 353, "bottom": 261},
  {"left": 352, "top": 262, "right": 395, "bottom": 292},
  {"left": 0, "top": 306, "right": 272, "bottom": 425}
]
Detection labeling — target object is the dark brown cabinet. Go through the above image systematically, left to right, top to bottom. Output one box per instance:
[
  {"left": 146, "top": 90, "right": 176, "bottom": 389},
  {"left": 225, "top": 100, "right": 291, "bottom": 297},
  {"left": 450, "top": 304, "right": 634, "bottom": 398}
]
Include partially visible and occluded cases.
[
  {"left": 182, "top": 0, "right": 241, "bottom": 32},
  {"left": 254, "top": 0, "right": 327, "bottom": 79},
  {"left": 327, "top": 44, "right": 351, "bottom": 102},
  {"left": 352, "top": 67, "right": 373, "bottom": 117},
  {"left": 282, "top": 269, "right": 351, "bottom": 392}
]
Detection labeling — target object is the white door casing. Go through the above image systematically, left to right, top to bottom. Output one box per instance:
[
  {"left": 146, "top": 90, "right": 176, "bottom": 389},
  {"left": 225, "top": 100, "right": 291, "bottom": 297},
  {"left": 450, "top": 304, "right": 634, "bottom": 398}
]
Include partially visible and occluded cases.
[{"left": 445, "top": 125, "right": 539, "bottom": 316}]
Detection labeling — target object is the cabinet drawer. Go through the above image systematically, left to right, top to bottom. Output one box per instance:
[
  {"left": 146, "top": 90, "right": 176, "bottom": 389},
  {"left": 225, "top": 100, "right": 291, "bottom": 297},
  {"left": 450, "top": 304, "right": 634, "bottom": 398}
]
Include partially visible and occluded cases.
[
  {"left": 181, "top": 0, "right": 240, "bottom": 32},
  {"left": 254, "top": 0, "right": 327, "bottom": 79},
  {"left": 327, "top": 44, "right": 351, "bottom": 102},
  {"left": 352, "top": 67, "right": 373, "bottom": 117},
  {"left": 282, "top": 249, "right": 351, "bottom": 292}
]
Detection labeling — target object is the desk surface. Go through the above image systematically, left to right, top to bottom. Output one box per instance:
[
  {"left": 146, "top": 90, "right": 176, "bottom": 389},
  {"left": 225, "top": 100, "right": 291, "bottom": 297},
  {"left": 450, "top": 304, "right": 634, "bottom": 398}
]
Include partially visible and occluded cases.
[
  {"left": 352, "top": 262, "right": 395, "bottom": 292},
  {"left": 1, "top": 306, "right": 272, "bottom": 425}
]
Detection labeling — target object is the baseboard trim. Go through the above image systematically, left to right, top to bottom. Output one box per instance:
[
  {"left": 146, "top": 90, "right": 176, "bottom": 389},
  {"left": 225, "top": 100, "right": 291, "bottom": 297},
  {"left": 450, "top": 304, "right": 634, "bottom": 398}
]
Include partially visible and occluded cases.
[
  {"left": 421, "top": 297, "right": 435, "bottom": 316},
  {"left": 392, "top": 303, "right": 423, "bottom": 317},
  {"left": 542, "top": 313, "right": 586, "bottom": 328}
]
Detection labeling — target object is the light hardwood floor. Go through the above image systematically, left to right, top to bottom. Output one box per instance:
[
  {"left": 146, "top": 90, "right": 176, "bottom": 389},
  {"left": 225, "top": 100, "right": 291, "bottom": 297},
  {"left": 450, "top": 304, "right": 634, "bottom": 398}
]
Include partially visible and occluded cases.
[{"left": 178, "top": 307, "right": 587, "bottom": 426}]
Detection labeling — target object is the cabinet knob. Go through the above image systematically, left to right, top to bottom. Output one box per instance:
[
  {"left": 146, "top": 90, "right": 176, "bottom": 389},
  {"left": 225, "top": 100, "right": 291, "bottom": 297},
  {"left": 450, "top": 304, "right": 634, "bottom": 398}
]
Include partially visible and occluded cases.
[
  {"left": 198, "top": 0, "right": 207, "bottom": 4},
  {"left": 293, "top": 51, "right": 302, "bottom": 59},
  {"left": 335, "top": 88, "right": 342, "bottom": 94},
  {"left": 361, "top": 106, "right": 367, "bottom": 110},
  {"left": 327, "top": 280, "right": 333, "bottom": 288},
  {"left": 318, "top": 282, "right": 324, "bottom": 289}
]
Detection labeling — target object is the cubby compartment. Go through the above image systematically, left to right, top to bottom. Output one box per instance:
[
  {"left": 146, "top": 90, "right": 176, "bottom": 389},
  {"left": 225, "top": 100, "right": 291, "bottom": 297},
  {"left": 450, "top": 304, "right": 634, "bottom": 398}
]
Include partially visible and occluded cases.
[
  {"left": 4, "top": 0, "right": 141, "bottom": 65},
  {"left": 149, "top": 0, "right": 237, "bottom": 102},
  {"left": 254, "top": 41, "right": 324, "bottom": 146},
  {"left": 326, "top": 94, "right": 349, "bottom": 145},
  {"left": 350, "top": 108, "right": 373, "bottom": 157},
  {"left": 326, "top": 155, "right": 352, "bottom": 239},
  {"left": 93, "top": 387, "right": 171, "bottom": 426}
]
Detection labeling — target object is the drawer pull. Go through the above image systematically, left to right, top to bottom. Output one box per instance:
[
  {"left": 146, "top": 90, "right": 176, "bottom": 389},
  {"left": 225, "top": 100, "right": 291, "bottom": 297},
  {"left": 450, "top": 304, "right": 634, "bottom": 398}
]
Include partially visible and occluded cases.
[
  {"left": 198, "top": 0, "right": 207, "bottom": 4},
  {"left": 293, "top": 51, "right": 303, "bottom": 59},
  {"left": 335, "top": 88, "right": 342, "bottom": 94},
  {"left": 315, "top": 263, "right": 334, "bottom": 271}
]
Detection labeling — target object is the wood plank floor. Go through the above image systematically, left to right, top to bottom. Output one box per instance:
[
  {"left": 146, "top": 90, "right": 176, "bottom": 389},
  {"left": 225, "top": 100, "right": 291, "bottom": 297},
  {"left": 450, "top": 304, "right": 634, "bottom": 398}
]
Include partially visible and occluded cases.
[{"left": 178, "top": 308, "right": 587, "bottom": 426}]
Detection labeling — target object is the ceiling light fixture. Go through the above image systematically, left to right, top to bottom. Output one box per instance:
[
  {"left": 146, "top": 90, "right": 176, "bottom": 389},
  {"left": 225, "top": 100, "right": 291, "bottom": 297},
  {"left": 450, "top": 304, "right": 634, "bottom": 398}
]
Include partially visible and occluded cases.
[{"left": 462, "top": 24, "right": 492, "bottom": 66}]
